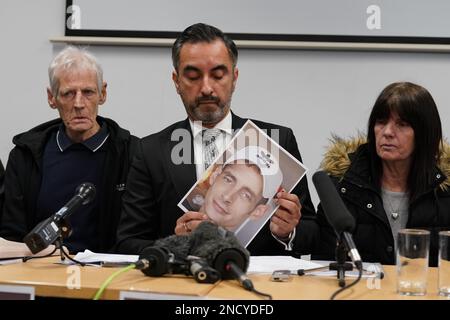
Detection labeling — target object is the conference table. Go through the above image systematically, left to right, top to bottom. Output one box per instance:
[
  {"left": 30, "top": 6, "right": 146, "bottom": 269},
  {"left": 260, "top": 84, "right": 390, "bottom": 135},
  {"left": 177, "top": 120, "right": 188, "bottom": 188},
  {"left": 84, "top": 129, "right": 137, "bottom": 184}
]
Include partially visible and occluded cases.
[{"left": 0, "top": 256, "right": 446, "bottom": 300}]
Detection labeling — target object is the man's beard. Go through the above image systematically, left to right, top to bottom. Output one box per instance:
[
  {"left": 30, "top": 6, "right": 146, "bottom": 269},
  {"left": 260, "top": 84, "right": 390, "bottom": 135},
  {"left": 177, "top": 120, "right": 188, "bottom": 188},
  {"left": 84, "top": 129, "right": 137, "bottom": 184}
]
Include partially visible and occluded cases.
[{"left": 185, "top": 95, "right": 231, "bottom": 125}]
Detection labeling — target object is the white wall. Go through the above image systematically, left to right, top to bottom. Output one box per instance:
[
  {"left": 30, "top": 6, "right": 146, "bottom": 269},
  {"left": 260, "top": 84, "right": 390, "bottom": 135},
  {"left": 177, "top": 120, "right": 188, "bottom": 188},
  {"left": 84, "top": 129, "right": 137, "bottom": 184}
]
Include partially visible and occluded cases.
[{"left": 1, "top": 0, "right": 449, "bottom": 207}]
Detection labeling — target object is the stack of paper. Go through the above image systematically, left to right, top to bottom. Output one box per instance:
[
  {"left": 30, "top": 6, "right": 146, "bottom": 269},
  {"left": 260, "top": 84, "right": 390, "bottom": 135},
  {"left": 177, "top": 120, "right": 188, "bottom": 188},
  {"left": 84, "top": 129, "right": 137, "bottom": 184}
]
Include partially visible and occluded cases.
[
  {"left": 71, "top": 250, "right": 139, "bottom": 266},
  {"left": 248, "top": 256, "right": 324, "bottom": 274}
]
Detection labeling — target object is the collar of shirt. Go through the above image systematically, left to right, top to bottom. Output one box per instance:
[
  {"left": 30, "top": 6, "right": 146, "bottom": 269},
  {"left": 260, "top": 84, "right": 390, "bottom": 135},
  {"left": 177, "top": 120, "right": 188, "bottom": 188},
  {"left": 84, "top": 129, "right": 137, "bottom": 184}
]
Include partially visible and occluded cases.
[
  {"left": 189, "top": 111, "right": 233, "bottom": 179},
  {"left": 56, "top": 122, "right": 110, "bottom": 153}
]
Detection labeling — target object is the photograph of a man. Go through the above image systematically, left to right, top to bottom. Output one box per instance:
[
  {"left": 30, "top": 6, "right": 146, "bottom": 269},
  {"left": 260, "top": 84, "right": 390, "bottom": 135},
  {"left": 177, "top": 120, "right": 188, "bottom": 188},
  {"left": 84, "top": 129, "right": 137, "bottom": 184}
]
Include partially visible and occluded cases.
[
  {"left": 178, "top": 119, "right": 307, "bottom": 248},
  {"left": 185, "top": 146, "right": 283, "bottom": 232}
]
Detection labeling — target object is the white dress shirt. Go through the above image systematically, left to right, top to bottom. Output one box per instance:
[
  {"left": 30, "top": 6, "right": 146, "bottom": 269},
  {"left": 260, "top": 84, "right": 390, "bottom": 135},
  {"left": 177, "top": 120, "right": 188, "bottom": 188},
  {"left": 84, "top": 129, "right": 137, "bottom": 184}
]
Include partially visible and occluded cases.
[{"left": 189, "top": 111, "right": 233, "bottom": 180}]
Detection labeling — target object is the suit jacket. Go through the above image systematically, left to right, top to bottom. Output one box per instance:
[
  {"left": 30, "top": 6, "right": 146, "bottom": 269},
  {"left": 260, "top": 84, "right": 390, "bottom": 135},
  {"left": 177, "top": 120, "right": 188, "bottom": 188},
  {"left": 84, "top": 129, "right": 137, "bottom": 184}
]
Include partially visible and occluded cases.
[{"left": 116, "top": 113, "right": 318, "bottom": 256}]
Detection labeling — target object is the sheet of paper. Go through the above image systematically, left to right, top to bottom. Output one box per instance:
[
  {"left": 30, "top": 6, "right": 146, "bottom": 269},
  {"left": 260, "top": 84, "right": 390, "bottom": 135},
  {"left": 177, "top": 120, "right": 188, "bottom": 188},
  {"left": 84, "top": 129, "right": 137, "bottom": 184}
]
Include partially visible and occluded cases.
[
  {"left": 0, "top": 237, "right": 57, "bottom": 265},
  {"left": 0, "top": 237, "right": 34, "bottom": 259},
  {"left": 71, "top": 249, "right": 139, "bottom": 265},
  {"left": 247, "top": 256, "right": 324, "bottom": 274},
  {"left": 0, "top": 258, "right": 24, "bottom": 266},
  {"left": 307, "top": 262, "right": 384, "bottom": 278}
]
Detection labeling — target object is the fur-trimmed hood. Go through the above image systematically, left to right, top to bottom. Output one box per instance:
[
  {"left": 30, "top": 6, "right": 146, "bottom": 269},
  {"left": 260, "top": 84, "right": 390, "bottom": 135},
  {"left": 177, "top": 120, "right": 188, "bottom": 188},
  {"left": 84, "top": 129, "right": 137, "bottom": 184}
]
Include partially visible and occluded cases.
[{"left": 320, "top": 134, "right": 450, "bottom": 191}]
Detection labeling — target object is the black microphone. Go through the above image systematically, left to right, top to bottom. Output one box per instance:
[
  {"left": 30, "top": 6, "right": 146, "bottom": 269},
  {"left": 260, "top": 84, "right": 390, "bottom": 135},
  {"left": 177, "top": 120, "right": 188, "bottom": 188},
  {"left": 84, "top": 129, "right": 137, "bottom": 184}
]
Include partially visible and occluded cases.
[
  {"left": 312, "top": 171, "right": 363, "bottom": 269},
  {"left": 24, "top": 183, "right": 96, "bottom": 254},
  {"left": 54, "top": 183, "right": 96, "bottom": 221},
  {"left": 189, "top": 221, "right": 252, "bottom": 289},
  {"left": 138, "top": 222, "right": 250, "bottom": 286},
  {"left": 137, "top": 232, "right": 220, "bottom": 283},
  {"left": 137, "top": 233, "right": 191, "bottom": 276},
  {"left": 137, "top": 246, "right": 174, "bottom": 276},
  {"left": 186, "top": 256, "right": 221, "bottom": 284},
  {"left": 225, "top": 260, "right": 254, "bottom": 291}
]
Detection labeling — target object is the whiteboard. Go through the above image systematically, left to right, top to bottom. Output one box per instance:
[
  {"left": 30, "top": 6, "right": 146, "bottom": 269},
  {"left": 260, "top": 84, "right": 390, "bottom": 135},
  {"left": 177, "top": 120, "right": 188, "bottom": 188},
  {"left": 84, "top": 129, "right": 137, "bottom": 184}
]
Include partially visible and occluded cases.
[{"left": 65, "top": 0, "right": 450, "bottom": 44}]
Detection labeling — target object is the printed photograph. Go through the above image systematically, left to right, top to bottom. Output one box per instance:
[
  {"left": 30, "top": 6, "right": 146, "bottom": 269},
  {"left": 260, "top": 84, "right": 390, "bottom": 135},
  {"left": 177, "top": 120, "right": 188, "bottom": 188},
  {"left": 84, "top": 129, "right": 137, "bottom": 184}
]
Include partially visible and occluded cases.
[{"left": 178, "top": 120, "right": 308, "bottom": 247}]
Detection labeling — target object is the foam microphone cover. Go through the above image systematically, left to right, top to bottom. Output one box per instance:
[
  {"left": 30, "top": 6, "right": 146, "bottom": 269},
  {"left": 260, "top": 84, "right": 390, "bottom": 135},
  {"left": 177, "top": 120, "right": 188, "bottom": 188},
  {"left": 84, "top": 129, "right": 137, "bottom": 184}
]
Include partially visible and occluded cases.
[
  {"left": 189, "top": 221, "right": 250, "bottom": 280},
  {"left": 153, "top": 233, "right": 192, "bottom": 259},
  {"left": 139, "top": 234, "right": 191, "bottom": 277}
]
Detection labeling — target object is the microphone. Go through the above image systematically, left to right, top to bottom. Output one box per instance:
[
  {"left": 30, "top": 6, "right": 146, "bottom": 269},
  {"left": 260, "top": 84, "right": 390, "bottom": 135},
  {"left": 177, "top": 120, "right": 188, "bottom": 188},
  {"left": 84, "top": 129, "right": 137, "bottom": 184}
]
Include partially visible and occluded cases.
[
  {"left": 312, "top": 171, "right": 363, "bottom": 269},
  {"left": 24, "top": 183, "right": 96, "bottom": 254},
  {"left": 54, "top": 183, "right": 96, "bottom": 221},
  {"left": 137, "top": 221, "right": 249, "bottom": 286},
  {"left": 189, "top": 221, "right": 252, "bottom": 289},
  {"left": 137, "top": 233, "right": 220, "bottom": 283},
  {"left": 137, "top": 233, "right": 191, "bottom": 276},
  {"left": 137, "top": 246, "right": 177, "bottom": 276},
  {"left": 186, "top": 256, "right": 221, "bottom": 284},
  {"left": 225, "top": 260, "right": 254, "bottom": 291}
]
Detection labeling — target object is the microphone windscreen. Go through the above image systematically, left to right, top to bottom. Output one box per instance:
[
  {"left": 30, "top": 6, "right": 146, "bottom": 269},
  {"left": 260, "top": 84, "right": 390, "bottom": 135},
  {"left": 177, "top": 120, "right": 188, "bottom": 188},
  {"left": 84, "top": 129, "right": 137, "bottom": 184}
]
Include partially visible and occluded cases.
[
  {"left": 312, "top": 171, "right": 355, "bottom": 234},
  {"left": 189, "top": 221, "right": 250, "bottom": 279},
  {"left": 139, "top": 234, "right": 192, "bottom": 277},
  {"left": 154, "top": 234, "right": 192, "bottom": 259},
  {"left": 139, "top": 246, "right": 170, "bottom": 276}
]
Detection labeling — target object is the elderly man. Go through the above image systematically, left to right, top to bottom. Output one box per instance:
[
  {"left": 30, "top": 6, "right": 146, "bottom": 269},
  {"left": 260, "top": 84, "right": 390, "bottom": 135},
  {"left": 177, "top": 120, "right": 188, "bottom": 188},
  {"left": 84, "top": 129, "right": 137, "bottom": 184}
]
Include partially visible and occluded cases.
[
  {"left": 117, "top": 23, "right": 318, "bottom": 256},
  {"left": 0, "top": 46, "right": 139, "bottom": 253}
]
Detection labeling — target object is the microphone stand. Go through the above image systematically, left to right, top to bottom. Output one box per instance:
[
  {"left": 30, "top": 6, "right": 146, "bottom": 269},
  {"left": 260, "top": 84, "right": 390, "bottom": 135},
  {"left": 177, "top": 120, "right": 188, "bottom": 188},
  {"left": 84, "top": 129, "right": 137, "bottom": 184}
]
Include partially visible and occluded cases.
[
  {"left": 23, "top": 220, "right": 85, "bottom": 266},
  {"left": 328, "top": 239, "right": 353, "bottom": 287}
]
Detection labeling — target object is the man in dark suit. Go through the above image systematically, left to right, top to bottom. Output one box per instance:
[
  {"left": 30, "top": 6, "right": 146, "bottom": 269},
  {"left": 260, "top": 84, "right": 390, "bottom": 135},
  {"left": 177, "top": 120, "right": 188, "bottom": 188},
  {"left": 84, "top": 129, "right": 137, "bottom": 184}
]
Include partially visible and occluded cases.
[{"left": 116, "top": 23, "right": 318, "bottom": 256}]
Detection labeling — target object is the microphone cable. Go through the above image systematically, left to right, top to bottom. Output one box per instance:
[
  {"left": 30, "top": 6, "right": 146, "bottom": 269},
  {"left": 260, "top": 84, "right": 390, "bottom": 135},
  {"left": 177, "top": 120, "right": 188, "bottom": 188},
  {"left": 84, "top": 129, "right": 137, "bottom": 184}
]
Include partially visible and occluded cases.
[
  {"left": 92, "top": 257, "right": 187, "bottom": 300},
  {"left": 225, "top": 262, "right": 273, "bottom": 300},
  {"left": 93, "top": 263, "right": 137, "bottom": 300},
  {"left": 329, "top": 265, "right": 363, "bottom": 300},
  {"left": 237, "top": 278, "right": 273, "bottom": 300},
  {"left": 249, "top": 286, "right": 273, "bottom": 300}
]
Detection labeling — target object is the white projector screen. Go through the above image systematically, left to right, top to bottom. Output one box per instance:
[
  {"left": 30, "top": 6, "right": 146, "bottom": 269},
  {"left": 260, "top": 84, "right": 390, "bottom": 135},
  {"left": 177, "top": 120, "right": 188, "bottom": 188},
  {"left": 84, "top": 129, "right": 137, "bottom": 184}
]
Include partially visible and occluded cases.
[{"left": 65, "top": 0, "right": 450, "bottom": 45}]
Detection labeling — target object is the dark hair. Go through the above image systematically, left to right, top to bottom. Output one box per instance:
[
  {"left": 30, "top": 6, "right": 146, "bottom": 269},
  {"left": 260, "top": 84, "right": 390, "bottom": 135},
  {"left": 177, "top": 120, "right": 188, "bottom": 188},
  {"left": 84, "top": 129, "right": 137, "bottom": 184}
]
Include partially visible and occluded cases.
[
  {"left": 172, "top": 23, "right": 238, "bottom": 71},
  {"left": 367, "top": 82, "right": 443, "bottom": 201}
]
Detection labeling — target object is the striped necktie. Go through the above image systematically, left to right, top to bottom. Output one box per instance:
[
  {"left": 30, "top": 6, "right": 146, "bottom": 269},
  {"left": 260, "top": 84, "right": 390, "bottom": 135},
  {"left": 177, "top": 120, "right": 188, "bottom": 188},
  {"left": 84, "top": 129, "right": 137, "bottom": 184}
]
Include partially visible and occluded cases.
[{"left": 202, "top": 128, "right": 222, "bottom": 170}]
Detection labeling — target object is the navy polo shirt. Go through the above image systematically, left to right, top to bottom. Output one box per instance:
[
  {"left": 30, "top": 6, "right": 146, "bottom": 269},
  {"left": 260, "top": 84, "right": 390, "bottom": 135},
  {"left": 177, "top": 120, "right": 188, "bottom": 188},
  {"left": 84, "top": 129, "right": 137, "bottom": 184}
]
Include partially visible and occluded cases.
[{"left": 36, "top": 122, "right": 109, "bottom": 253}]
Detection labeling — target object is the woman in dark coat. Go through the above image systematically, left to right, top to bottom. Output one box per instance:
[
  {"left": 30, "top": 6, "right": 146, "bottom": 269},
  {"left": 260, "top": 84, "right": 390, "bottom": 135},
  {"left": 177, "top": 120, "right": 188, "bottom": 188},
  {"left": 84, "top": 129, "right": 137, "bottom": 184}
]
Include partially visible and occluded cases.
[{"left": 315, "top": 82, "right": 450, "bottom": 267}]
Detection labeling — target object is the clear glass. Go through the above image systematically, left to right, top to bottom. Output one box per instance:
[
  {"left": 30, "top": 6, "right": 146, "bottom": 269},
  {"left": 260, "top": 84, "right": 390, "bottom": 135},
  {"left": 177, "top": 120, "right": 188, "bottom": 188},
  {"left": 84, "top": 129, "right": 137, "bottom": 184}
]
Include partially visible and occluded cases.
[
  {"left": 396, "top": 229, "right": 430, "bottom": 296},
  {"left": 438, "top": 231, "right": 450, "bottom": 297}
]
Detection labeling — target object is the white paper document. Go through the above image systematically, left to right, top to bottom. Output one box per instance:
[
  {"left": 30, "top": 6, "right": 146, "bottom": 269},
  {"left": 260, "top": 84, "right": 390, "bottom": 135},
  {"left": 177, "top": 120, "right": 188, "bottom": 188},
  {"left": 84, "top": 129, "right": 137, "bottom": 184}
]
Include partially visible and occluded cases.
[
  {"left": 0, "top": 237, "right": 57, "bottom": 265},
  {"left": 71, "top": 250, "right": 139, "bottom": 266},
  {"left": 247, "top": 256, "right": 324, "bottom": 274},
  {"left": 247, "top": 256, "right": 384, "bottom": 279},
  {"left": 307, "top": 262, "right": 384, "bottom": 279}
]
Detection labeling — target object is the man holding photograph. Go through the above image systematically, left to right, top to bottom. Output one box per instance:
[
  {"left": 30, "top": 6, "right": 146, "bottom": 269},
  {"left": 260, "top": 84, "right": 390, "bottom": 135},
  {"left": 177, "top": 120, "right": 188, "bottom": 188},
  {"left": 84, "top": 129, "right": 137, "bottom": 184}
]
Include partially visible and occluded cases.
[{"left": 116, "top": 23, "right": 318, "bottom": 256}]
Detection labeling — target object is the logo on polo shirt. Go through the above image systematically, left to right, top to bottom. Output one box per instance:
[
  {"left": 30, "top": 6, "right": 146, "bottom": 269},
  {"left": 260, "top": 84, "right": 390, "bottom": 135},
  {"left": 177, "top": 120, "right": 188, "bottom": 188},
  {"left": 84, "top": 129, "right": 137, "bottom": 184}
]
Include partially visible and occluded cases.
[{"left": 116, "top": 183, "right": 126, "bottom": 191}]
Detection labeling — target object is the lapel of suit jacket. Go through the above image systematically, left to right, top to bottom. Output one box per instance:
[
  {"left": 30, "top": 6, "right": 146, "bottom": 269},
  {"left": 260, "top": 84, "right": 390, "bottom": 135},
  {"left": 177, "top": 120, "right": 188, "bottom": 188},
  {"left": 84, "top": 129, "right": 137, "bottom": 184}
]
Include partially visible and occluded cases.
[
  {"left": 231, "top": 112, "right": 247, "bottom": 131},
  {"left": 161, "top": 118, "right": 197, "bottom": 201}
]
